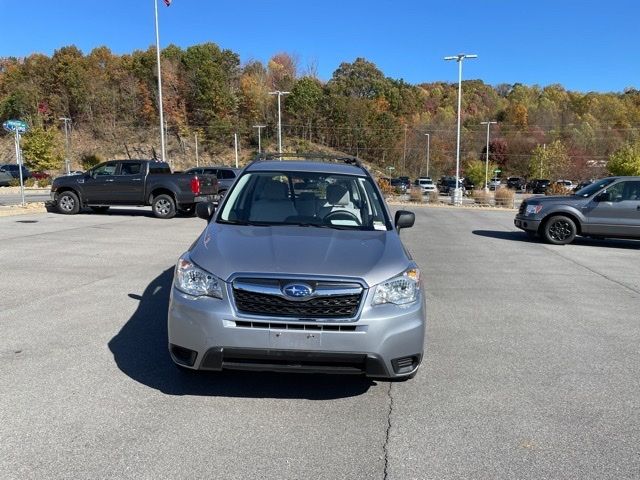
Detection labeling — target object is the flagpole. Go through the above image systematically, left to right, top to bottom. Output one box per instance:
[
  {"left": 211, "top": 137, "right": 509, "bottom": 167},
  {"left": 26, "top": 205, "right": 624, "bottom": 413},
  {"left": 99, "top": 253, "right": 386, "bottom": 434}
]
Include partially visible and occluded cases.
[{"left": 154, "top": 0, "right": 167, "bottom": 164}]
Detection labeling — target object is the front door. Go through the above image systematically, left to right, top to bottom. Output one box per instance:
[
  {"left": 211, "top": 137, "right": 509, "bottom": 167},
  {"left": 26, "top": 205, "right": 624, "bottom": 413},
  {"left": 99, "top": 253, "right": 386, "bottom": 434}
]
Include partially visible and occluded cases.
[
  {"left": 83, "top": 162, "right": 119, "bottom": 204},
  {"left": 585, "top": 180, "right": 640, "bottom": 236}
]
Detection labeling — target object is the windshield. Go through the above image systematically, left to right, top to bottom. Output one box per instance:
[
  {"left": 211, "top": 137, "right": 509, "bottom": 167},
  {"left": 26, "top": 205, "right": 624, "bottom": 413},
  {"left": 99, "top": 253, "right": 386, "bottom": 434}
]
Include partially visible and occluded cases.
[
  {"left": 218, "top": 171, "right": 391, "bottom": 231},
  {"left": 573, "top": 178, "right": 617, "bottom": 198}
]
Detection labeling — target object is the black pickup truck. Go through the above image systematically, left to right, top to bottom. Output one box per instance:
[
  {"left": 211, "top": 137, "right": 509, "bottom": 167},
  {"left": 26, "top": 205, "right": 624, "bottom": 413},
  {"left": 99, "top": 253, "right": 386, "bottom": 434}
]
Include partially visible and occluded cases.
[{"left": 50, "top": 159, "right": 217, "bottom": 218}]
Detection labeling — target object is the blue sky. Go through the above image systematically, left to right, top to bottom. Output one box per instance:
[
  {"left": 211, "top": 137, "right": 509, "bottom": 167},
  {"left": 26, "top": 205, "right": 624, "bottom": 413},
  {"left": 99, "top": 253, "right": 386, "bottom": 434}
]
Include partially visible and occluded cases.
[{"left": 1, "top": 0, "right": 638, "bottom": 92}]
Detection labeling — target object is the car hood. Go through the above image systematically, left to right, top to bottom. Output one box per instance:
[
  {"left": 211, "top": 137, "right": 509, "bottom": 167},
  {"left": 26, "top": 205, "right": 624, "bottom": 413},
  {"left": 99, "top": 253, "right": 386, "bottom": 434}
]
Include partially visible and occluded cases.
[
  {"left": 527, "top": 195, "right": 582, "bottom": 206},
  {"left": 188, "top": 223, "right": 412, "bottom": 287}
]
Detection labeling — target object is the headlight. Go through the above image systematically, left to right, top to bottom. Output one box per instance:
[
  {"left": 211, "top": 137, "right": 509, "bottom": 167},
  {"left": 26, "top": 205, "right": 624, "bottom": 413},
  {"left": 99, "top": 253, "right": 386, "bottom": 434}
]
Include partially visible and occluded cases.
[
  {"left": 525, "top": 204, "right": 543, "bottom": 215},
  {"left": 174, "top": 255, "right": 222, "bottom": 298},
  {"left": 372, "top": 267, "right": 420, "bottom": 306}
]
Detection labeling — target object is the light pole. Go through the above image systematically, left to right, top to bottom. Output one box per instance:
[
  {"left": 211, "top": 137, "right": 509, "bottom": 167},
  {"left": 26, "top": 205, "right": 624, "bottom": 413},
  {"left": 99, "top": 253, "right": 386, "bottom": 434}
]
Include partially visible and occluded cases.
[
  {"left": 154, "top": 0, "right": 167, "bottom": 163},
  {"left": 444, "top": 53, "right": 477, "bottom": 204},
  {"left": 269, "top": 91, "right": 289, "bottom": 154},
  {"left": 59, "top": 117, "right": 71, "bottom": 174},
  {"left": 480, "top": 120, "right": 497, "bottom": 191},
  {"left": 253, "top": 125, "right": 266, "bottom": 153},
  {"left": 424, "top": 133, "right": 430, "bottom": 178}
]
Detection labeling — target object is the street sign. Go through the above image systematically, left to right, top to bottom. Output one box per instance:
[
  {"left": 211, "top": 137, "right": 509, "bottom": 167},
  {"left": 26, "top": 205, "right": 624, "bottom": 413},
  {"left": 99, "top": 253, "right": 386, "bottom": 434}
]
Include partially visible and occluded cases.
[
  {"left": 2, "top": 119, "right": 28, "bottom": 134},
  {"left": 493, "top": 168, "right": 502, "bottom": 173}
]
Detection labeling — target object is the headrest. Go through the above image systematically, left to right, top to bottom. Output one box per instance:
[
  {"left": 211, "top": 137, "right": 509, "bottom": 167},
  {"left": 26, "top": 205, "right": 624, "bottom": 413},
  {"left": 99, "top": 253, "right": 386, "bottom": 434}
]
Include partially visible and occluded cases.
[
  {"left": 262, "top": 181, "right": 288, "bottom": 200},
  {"left": 326, "top": 184, "right": 349, "bottom": 205}
]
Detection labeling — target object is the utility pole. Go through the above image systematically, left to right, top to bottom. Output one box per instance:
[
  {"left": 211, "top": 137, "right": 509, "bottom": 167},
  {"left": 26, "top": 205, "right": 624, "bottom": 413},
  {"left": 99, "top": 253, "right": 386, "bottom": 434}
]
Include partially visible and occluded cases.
[
  {"left": 154, "top": 0, "right": 166, "bottom": 162},
  {"left": 444, "top": 53, "right": 477, "bottom": 204},
  {"left": 269, "top": 91, "right": 289, "bottom": 154},
  {"left": 59, "top": 117, "right": 72, "bottom": 174},
  {"left": 480, "top": 120, "right": 497, "bottom": 191},
  {"left": 402, "top": 124, "right": 408, "bottom": 174},
  {"left": 253, "top": 125, "right": 266, "bottom": 153},
  {"left": 194, "top": 132, "right": 199, "bottom": 167},
  {"left": 234, "top": 133, "right": 239, "bottom": 168},
  {"left": 424, "top": 133, "right": 430, "bottom": 178},
  {"left": 540, "top": 143, "right": 546, "bottom": 178}
]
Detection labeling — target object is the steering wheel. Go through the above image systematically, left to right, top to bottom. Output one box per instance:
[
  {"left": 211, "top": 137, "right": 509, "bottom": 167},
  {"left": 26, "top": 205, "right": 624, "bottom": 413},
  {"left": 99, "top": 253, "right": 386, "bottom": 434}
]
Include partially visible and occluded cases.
[{"left": 324, "top": 210, "right": 361, "bottom": 225}]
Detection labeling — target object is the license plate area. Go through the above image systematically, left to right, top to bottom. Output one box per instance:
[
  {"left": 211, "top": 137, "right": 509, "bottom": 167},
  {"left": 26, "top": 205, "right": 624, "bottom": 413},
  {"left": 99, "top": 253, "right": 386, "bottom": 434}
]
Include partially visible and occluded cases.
[{"left": 269, "top": 330, "right": 321, "bottom": 348}]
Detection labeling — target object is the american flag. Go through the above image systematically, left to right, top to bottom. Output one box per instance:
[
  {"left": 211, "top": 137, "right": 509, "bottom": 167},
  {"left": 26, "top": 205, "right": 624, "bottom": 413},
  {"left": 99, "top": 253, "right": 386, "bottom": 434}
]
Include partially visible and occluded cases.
[{"left": 164, "top": 0, "right": 171, "bottom": 5}]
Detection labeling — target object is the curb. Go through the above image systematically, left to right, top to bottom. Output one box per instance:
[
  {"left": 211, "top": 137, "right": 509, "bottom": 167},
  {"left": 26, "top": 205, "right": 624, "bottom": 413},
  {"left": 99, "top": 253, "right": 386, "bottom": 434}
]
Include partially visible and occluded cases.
[{"left": 0, "top": 203, "right": 47, "bottom": 217}]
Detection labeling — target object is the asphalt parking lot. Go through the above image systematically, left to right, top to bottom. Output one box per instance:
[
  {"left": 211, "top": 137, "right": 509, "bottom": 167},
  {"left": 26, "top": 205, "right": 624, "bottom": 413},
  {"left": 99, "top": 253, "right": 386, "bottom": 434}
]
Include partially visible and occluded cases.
[{"left": 1, "top": 206, "right": 639, "bottom": 479}]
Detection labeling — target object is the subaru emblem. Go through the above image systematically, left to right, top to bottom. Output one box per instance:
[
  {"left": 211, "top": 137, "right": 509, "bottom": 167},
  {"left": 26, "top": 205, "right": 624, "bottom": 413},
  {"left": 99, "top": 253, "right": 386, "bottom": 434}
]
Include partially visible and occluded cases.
[{"left": 282, "top": 283, "right": 313, "bottom": 298}]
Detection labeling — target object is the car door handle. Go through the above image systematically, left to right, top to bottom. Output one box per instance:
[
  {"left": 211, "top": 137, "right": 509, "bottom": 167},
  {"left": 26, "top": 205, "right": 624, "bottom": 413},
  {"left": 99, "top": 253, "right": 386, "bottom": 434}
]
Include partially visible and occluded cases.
[
  {"left": 131, "top": 178, "right": 142, "bottom": 181},
  {"left": 106, "top": 179, "right": 114, "bottom": 182}
]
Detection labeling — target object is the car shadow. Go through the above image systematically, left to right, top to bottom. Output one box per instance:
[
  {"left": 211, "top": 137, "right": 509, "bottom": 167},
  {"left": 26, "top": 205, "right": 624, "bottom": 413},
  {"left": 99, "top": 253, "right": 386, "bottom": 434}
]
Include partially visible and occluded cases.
[
  {"left": 472, "top": 230, "right": 640, "bottom": 249},
  {"left": 108, "top": 268, "right": 374, "bottom": 399}
]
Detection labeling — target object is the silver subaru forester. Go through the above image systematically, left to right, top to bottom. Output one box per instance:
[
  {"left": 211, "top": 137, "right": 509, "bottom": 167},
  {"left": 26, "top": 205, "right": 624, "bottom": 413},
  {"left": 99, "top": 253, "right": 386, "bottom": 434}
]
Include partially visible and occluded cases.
[{"left": 168, "top": 155, "right": 426, "bottom": 380}]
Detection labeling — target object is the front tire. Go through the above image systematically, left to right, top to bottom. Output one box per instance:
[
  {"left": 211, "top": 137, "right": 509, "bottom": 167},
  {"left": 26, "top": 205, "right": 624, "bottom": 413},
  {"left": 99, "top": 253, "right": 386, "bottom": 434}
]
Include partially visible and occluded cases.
[
  {"left": 57, "top": 191, "right": 80, "bottom": 215},
  {"left": 152, "top": 194, "right": 176, "bottom": 219},
  {"left": 543, "top": 215, "right": 577, "bottom": 245}
]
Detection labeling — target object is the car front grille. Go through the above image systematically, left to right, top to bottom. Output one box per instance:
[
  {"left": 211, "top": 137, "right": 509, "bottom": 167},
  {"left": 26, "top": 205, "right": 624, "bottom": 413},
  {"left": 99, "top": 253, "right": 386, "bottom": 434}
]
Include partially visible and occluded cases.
[{"left": 232, "top": 278, "right": 364, "bottom": 319}]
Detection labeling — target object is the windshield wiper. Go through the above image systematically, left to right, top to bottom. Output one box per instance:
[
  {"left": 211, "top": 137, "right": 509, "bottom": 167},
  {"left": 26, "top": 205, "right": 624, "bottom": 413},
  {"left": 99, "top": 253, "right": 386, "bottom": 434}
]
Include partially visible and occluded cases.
[
  {"left": 217, "top": 220, "right": 271, "bottom": 226},
  {"left": 287, "top": 222, "right": 357, "bottom": 230}
]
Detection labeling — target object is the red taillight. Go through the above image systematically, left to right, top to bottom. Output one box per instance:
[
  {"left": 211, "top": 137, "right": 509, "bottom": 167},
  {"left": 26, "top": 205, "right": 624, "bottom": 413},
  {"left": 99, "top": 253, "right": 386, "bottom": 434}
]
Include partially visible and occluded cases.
[{"left": 190, "top": 176, "right": 200, "bottom": 195}]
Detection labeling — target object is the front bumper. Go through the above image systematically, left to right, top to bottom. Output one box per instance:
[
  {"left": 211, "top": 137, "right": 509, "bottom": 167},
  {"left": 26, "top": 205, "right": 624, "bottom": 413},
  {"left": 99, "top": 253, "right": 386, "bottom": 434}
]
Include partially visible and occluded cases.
[
  {"left": 514, "top": 214, "right": 542, "bottom": 232},
  {"left": 168, "top": 284, "right": 426, "bottom": 379}
]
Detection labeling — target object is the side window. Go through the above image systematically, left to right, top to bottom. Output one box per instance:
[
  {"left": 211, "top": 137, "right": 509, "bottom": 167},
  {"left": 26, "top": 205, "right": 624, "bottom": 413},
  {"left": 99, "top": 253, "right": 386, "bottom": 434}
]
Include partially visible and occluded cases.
[
  {"left": 93, "top": 163, "right": 117, "bottom": 176},
  {"left": 120, "top": 163, "right": 142, "bottom": 175},
  {"left": 149, "top": 164, "right": 171, "bottom": 174},
  {"left": 218, "top": 169, "right": 236, "bottom": 180},
  {"left": 621, "top": 181, "right": 640, "bottom": 201},
  {"left": 605, "top": 182, "right": 639, "bottom": 202}
]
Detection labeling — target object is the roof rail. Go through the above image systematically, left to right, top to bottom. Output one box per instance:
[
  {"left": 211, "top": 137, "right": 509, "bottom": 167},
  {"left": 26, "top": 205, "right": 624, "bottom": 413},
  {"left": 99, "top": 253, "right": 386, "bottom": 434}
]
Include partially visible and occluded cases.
[{"left": 253, "top": 152, "right": 363, "bottom": 168}]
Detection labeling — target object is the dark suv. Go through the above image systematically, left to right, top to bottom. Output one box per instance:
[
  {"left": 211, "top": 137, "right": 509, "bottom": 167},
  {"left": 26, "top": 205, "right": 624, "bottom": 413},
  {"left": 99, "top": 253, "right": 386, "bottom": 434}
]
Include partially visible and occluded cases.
[
  {"left": 0, "top": 164, "right": 31, "bottom": 180},
  {"left": 507, "top": 177, "right": 526, "bottom": 191},
  {"left": 515, "top": 177, "right": 640, "bottom": 244},
  {"left": 528, "top": 179, "right": 550, "bottom": 194}
]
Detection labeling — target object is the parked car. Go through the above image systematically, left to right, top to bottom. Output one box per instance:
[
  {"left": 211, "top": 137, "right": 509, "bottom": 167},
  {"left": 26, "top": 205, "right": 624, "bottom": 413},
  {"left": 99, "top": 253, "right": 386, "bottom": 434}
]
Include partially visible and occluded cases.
[
  {"left": 168, "top": 154, "right": 426, "bottom": 380},
  {"left": 49, "top": 159, "right": 218, "bottom": 218},
  {"left": 0, "top": 164, "right": 31, "bottom": 180},
  {"left": 184, "top": 166, "right": 240, "bottom": 196},
  {"left": 0, "top": 170, "right": 14, "bottom": 187},
  {"left": 31, "top": 171, "right": 51, "bottom": 181},
  {"left": 438, "top": 176, "right": 459, "bottom": 194},
  {"left": 507, "top": 176, "right": 526, "bottom": 191},
  {"left": 515, "top": 176, "right": 640, "bottom": 244},
  {"left": 390, "top": 177, "right": 409, "bottom": 193},
  {"left": 417, "top": 177, "right": 436, "bottom": 194},
  {"left": 488, "top": 177, "right": 502, "bottom": 191},
  {"left": 462, "top": 178, "right": 475, "bottom": 192},
  {"left": 528, "top": 179, "right": 551, "bottom": 194},
  {"left": 554, "top": 179, "right": 575, "bottom": 191},
  {"left": 573, "top": 179, "right": 594, "bottom": 192}
]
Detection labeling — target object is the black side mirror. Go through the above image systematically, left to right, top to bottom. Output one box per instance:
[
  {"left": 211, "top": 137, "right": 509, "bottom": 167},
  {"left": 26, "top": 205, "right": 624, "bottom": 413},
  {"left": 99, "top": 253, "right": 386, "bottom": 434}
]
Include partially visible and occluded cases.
[
  {"left": 595, "top": 191, "right": 610, "bottom": 202},
  {"left": 196, "top": 202, "right": 217, "bottom": 221},
  {"left": 394, "top": 210, "right": 415, "bottom": 231}
]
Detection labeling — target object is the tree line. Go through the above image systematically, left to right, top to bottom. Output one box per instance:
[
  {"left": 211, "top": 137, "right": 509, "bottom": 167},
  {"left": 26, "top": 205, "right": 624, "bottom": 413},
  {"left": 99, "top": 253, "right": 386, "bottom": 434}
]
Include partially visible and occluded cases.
[{"left": 1, "top": 43, "right": 640, "bottom": 178}]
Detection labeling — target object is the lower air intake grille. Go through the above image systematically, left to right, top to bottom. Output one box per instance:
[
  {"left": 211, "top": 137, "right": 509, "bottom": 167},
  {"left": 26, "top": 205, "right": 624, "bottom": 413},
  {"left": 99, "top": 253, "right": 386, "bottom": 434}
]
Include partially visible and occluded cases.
[{"left": 234, "top": 321, "right": 357, "bottom": 332}]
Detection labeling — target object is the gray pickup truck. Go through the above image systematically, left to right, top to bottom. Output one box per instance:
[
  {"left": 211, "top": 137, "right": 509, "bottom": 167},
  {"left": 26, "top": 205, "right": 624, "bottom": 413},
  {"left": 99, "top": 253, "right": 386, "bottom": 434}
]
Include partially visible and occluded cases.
[
  {"left": 50, "top": 159, "right": 217, "bottom": 218},
  {"left": 515, "top": 176, "right": 640, "bottom": 244}
]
